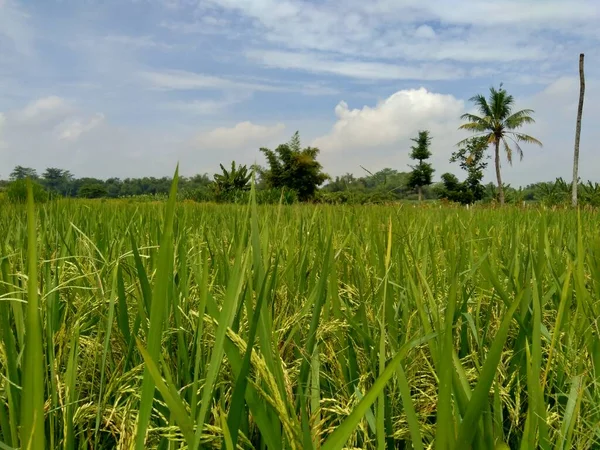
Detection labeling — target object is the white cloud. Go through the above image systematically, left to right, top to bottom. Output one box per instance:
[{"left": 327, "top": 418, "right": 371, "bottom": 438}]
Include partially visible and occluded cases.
[
  {"left": 199, "top": 0, "right": 598, "bottom": 82},
  {"left": 414, "top": 25, "right": 435, "bottom": 39},
  {"left": 247, "top": 50, "right": 466, "bottom": 80},
  {"left": 139, "top": 69, "right": 339, "bottom": 96},
  {"left": 139, "top": 70, "right": 295, "bottom": 93},
  {"left": 312, "top": 88, "right": 466, "bottom": 178},
  {"left": 314, "top": 88, "right": 463, "bottom": 152},
  {"left": 14, "top": 96, "right": 72, "bottom": 123},
  {"left": 167, "top": 97, "right": 248, "bottom": 115},
  {"left": 55, "top": 113, "right": 105, "bottom": 141},
  {"left": 194, "top": 121, "right": 286, "bottom": 150}
]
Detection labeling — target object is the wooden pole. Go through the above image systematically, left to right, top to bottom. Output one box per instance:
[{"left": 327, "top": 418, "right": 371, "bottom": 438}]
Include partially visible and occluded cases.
[{"left": 571, "top": 53, "right": 585, "bottom": 207}]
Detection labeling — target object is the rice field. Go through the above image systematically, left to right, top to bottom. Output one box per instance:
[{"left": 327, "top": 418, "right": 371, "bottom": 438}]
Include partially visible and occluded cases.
[{"left": 1, "top": 177, "right": 600, "bottom": 449}]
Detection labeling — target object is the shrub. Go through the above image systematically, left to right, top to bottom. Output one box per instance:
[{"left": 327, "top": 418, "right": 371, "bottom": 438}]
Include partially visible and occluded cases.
[
  {"left": 6, "top": 179, "right": 49, "bottom": 203},
  {"left": 78, "top": 183, "right": 108, "bottom": 198}
]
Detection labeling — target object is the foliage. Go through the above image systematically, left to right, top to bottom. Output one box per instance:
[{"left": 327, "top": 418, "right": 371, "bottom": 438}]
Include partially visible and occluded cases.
[
  {"left": 459, "top": 84, "right": 541, "bottom": 204},
  {"left": 260, "top": 131, "right": 329, "bottom": 201},
  {"left": 407, "top": 131, "right": 434, "bottom": 199},
  {"left": 440, "top": 136, "right": 490, "bottom": 204},
  {"left": 451, "top": 136, "right": 489, "bottom": 201},
  {"left": 213, "top": 161, "right": 252, "bottom": 196},
  {"left": 9, "top": 165, "right": 39, "bottom": 180},
  {"left": 41, "top": 167, "right": 74, "bottom": 195},
  {"left": 321, "top": 168, "right": 435, "bottom": 203},
  {"left": 437, "top": 173, "right": 474, "bottom": 204},
  {"left": 6, "top": 178, "right": 48, "bottom": 203},
  {"left": 579, "top": 181, "right": 600, "bottom": 206},
  {"left": 78, "top": 183, "right": 109, "bottom": 198},
  {"left": 1, "top": 187, "right": 599, "bottom": 449}
]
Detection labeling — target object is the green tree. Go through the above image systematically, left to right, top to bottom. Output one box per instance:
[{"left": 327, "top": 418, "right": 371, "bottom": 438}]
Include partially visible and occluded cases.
[
  {"left": 458, "top": 84, "right": 542, "bottom": 205},
  {"left": 407, "top": 130, "right": 434, "bottom": 201},
  {"left": 260, "top": 131, "right": 328, "bottom": 201},
  {"left": 450, "top": 136, "right": 489, "bottom": 202},
  {"left": 213, "top": 161, "right": 251, "bottom": 195},
  {"left": 10, "top": 166, "right": 38, "bottom": 180},
  {"left": 42, "top": 168, "right": 74, "bottom": 196},
  {"left": 438, "top": 173, "right": 470, "bottom": 204},
  {"left": 78, "top": 183, "right": 108, "bottom": 199}
]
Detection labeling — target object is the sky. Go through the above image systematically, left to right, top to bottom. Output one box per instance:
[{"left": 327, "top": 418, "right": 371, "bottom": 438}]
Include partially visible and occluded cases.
[{"left": 0, "top": 0, "right": 599, "bottom": 186}]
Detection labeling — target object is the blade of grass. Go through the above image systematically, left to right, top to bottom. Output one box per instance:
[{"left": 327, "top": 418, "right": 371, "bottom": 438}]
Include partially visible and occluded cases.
[
  {"left": 135, "top": 165, "right": 179, "bottom": 450},
  {"left": 19, "top": 178, "right": 45, "bottom": 450}
]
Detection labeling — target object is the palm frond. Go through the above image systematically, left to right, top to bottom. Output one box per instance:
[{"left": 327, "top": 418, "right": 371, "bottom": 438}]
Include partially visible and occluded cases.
[
  {"left": 490, "top": 86, "right": 514, "bottom": 120},
  {"left": 467, "top": 94, "right": 493, "bottom": 117},
  {"left": 505, "top": 109, "right": 536, "bottom": 129},
  {"left": 459, "top": 112, "right": 487, "bottom": 123},
  {"left": 458, "top": 122, "right": 489, "bottom": 133},
  {"left": 509, "top": 132, "right": 543, "bottom": 147},
  {"left": 456, "top": 133, "right": 492, "bottom": 147},
  {"left": 505, "top": 136, "right": 524, "bottom": 161},
  {"left": 502, "top": 139, "right": 514, "bottom": 165}
]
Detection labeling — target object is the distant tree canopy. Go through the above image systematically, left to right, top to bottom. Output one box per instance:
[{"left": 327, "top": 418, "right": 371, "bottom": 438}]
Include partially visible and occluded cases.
[
  {"left": 260, "top": 131, "right": 329, "bottom": 201},
  {"left": 10, "top": 166, "right": 38, "bottom": 181},
  {"left": 42, "top": 168, "right": 74, "bottom": 196},
  {"left": 320, "top": 168, "right": 424, "bottom": 203}
]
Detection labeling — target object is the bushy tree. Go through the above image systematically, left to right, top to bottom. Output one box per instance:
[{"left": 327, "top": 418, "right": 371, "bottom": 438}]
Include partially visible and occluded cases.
[
  {"left": 260, "top": 131, "right": 328, "bottom": 201},
  {"left": 407, "top": 131, "right": 434, "bottom": 201},
  {"left": 441, "top": 136, "right": 490, "bottom": 204},
  {"left": 42, "top": 167, "right": 74, "bottom": 196},
  {"left": 78, "top": 183, "right": 108, "bottom": 198}
]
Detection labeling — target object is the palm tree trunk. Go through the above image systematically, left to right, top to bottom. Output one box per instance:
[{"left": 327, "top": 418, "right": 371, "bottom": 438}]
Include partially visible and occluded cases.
[
  {"left": 572, "top": 53, "right": 585, "bottom": 207},
  {"left": 494, "top": 140, "right": 504, "bottom": 205},
  {"left": 418, "top": 186, "right": 422, "bottom": 202}
]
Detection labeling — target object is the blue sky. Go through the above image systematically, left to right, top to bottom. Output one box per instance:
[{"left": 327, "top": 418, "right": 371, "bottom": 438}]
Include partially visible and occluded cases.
[{"left": 1, "top": 0, "right": 599, "bottom": 185}]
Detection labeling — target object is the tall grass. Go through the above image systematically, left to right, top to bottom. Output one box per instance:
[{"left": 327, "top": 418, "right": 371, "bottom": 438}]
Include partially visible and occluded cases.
[{"left": 1, "top": 175, "right": 599, "bottom": 449}]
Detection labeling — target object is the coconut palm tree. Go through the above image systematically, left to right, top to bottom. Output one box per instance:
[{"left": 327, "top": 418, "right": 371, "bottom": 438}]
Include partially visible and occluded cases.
[{"left": 458, "top": 84, "right": 542, "bottom": 205}]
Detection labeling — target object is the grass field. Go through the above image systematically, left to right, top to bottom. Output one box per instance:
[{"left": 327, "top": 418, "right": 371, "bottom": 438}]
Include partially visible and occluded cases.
[{"left": 1, "top": 178, "right": 599, "bottom": 449}]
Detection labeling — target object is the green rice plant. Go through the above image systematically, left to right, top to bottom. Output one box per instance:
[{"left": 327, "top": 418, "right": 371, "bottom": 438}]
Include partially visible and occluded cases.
[{"left": 0, "top": 175, "right": 599, "bottom": 449}]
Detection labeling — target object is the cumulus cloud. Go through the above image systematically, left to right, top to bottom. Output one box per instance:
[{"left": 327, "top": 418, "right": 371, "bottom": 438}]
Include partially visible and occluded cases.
[
  {"left": 311, "top": 88, "right": 465, "bottom": 178},
  {"left": 314, "top": 88, "right": 464, "bottom": 152}
]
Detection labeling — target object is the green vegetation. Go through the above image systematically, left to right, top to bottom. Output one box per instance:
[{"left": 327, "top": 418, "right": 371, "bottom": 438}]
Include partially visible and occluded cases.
[
  {"left": 458, "top": 84, "right": 542, "bottom": 205},
  {"left": 407, "top": 130, "right": 434, "bottom": 202},
  {"left": 259, "top": 131, "right": 329, "bottom": 201},
  {"left": 438, "top": 137, "right": 489, "bottom": 205},
  {"left": 1, "top": 175, "right": 599, "bottom": 449},
  {"left": 5, "top": 178, "right": 49, "bottom": 203}
]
